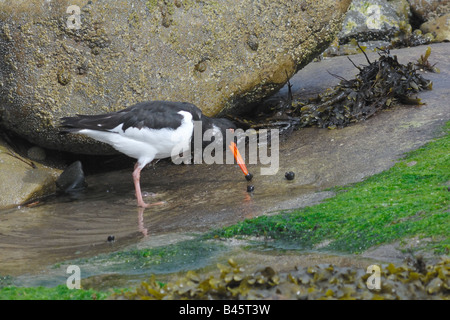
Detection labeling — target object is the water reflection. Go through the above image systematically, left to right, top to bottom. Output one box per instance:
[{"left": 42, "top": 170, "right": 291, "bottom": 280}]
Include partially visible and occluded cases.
[
  {"left": 242, "top": 191, "right": 258, "bottom": 220},
  {"left": 137, "top": 207, "right": 147, "bottom": 237}
]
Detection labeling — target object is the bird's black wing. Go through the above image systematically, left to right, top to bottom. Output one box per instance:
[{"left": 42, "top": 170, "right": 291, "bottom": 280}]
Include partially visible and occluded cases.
[{"left": 60, "top": 101, "right": 203, "bottom": 133}]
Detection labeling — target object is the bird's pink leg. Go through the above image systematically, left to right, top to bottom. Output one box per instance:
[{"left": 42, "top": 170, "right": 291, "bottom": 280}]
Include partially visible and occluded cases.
[{"left": 133, "top": 163, "right": 165, "bottom": 208}]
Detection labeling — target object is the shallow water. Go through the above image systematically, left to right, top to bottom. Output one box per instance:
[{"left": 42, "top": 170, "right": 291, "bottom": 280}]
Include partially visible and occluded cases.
[
  {"left": 0, "top": 157, "right": 326, "bottom": 278},
  {"left": 0, "top": 158, "right": 337, "bottom": 289}
]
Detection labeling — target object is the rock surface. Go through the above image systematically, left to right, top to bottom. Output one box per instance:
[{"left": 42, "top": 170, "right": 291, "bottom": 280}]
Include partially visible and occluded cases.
[
  {"left": 0, "top": 0, "right": 351, "bottom": 154},
  {"left": 323, "top": 0, "right": 448, "bottom": 56},
  {"left": 337, "top": 0, "right": 411, "bottom": 44},
  {"left": 409, "top": 0, "right": 450, "bottom": 21},
  {"left": 409, "top": 0, "right": 450, "bottom": 42},
  {"left": 420, "top": 13, "right": 450, "bottom": 42},
  {"left": 0, "top": 138, "right": 60, "bottom": 209},
  {"left": 55, "top": 160, "right": 87, "bottom": 193}
]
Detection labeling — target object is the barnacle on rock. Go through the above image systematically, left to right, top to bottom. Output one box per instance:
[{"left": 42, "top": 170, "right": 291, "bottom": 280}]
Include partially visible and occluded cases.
[{"left": 57, "top": 67, "right": 71, "bottom": 86}]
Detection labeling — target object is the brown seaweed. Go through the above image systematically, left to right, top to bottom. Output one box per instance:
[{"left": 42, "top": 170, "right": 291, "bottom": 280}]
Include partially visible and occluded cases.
[
  {"left": 234, "top": 47, "right": 434, "bottom": 132},
  {"left": 295, "top": 47, "right": 433, "bottom": 129},
  {"left": 415, "top": 47, "right": 440, "bottom": 74},
  {"left": 114, "top": 258, "right": 450, "bottom": 300}
]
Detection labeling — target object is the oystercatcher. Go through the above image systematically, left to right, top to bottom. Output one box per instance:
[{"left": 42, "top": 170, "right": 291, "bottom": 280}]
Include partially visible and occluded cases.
[{"left": 61, "top": 100, "right": 239, "bottom": 208}]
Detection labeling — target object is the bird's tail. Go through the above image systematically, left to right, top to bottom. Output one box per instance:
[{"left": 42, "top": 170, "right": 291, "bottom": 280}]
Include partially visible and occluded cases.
[
  {"left": 60, "top": 114, "right": 119, "bottom": 133},
  {"left": 60, "top": 116, "right": 83, "bottom": 134}
]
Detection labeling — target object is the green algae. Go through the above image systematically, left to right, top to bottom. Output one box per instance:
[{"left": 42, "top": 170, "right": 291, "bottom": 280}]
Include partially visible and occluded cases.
[
  {"left": 52, "top": 238, "right": 227, "bottom": 277},
  {"left": 0, "top": 285, "right": 114, "bottom": 300}
]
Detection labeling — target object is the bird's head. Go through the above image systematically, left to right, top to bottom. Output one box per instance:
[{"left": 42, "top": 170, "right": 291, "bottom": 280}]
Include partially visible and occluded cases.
[
  {"left": 194, "top": 116, "right": 237, "bottom": 151},
  {"left": 197, "top": 116, "right": 251, "bottom": 180},
  {"left": 201, "top": 116, "right": 236, "bottom": 136},
  {"left": 210, "top": 117, "right": 237, "bottom": 132}
]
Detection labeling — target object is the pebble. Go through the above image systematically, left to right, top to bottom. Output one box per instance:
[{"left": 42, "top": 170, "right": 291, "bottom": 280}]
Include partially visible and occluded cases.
[
  {"left": 56, "top": 160, "right": 87, "bottom": 193},
  {"left": 285, "top": 171, "right": 295, "bottom": 180}
]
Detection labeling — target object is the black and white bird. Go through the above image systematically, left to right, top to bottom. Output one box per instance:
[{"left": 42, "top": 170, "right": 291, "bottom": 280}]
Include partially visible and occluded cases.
[{"left": 61, "top": 100, "right": 237, "bottom": 208}]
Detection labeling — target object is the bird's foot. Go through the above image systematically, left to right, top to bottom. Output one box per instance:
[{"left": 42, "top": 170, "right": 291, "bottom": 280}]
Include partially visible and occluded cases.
[{"left": 138, "top": 200, "right": 167, "bottom": 208}]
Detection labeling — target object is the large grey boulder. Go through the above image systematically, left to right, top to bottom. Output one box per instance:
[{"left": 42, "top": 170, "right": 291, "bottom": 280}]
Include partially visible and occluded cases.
[
  {"left": 0, "top": 0, "right": 351, "bottom": 154},
  {"left": 338, "top": 0, "right": 411, "bottom": 43}
]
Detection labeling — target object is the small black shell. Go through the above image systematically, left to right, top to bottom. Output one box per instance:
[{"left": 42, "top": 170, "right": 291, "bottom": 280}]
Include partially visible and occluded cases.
[{"left": 285, "top": 171, "right": 295, "bottom": 180}]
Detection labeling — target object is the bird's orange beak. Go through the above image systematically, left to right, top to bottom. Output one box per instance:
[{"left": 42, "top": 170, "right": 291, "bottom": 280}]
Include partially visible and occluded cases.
[{"left": 229, "top": 141, "right": 249, "bottom": 176}]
